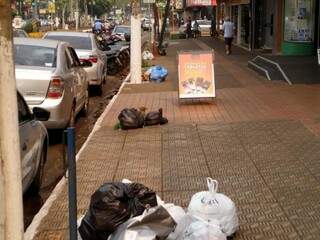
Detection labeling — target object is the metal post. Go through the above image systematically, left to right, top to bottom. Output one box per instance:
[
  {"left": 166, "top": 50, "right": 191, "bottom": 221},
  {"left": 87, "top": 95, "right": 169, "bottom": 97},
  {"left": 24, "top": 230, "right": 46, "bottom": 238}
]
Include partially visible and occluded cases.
[
  {"left": 250, "top": 0, "right": 255, "bottom": 51},
  {"left": 318, "top": 0, "right": 320, "bottom": 49},
  {"left": 67, "top": 127, "right": 77, "bottom": 240}
]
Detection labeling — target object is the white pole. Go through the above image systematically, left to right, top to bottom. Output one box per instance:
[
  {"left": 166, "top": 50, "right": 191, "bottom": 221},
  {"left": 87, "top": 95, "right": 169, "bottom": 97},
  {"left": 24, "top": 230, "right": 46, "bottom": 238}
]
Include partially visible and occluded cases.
[
  {"left": 130, "top": 0, "right": 142, "bottom": 84},
  {"left": 0, "top": 1, "right": 24, "bottom": 240}
]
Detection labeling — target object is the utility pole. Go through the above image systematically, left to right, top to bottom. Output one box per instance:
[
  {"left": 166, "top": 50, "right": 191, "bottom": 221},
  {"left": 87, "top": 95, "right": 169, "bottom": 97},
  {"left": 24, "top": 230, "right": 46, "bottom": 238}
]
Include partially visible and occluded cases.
[
  {"left": 130, "top": 0, "right": 142, "bottom": 83},
  {"left": 0, "top": 1, "right": 24, "bottom": 240}
]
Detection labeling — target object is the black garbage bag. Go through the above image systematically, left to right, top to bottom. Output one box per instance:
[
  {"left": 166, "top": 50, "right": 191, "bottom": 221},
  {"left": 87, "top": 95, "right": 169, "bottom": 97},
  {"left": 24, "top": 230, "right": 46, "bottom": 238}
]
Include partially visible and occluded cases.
[
  {"left": 118, "top": 108, "right": 145, "bottom": 130},
  {"left": 145, "top": 108, "right": 168, "bottom": 126},
  {"left": 79, "top": 182, "right": 157, "bottom": 240},
  {"left": 126, "top": 183, "right": 158, "bottom": 217}
]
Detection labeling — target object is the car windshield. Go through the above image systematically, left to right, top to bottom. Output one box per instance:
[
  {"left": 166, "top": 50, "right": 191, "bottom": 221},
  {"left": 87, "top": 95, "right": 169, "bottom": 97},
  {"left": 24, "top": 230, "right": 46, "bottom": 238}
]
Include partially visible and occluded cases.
[
  {"left": 114, "top": 27, "right": 130, "bottom": 34},
  {"left": 13, "top": 30, "right": 27, "bottom": 38},
  {"left": 45, "top": 35, "right": 92, "bottom": 50},
  {"left": 14, "top": 45, "right": 57, "bottom": 67}
]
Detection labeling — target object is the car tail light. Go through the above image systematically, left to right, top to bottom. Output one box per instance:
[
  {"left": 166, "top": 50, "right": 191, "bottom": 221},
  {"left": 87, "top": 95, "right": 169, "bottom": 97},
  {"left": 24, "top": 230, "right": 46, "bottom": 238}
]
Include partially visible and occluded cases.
[
  {"left": 80, "top": 55, "right": 98, "bottom": 63},
  {"left": 47, "top": 77, "right": 64, "bottom": 99}
]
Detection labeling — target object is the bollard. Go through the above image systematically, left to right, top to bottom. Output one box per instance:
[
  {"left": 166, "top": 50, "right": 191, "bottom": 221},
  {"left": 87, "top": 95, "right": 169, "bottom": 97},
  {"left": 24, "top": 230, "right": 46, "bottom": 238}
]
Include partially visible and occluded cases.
[{"left": 67, "top": 127, "right": 78, "bottom": 240}]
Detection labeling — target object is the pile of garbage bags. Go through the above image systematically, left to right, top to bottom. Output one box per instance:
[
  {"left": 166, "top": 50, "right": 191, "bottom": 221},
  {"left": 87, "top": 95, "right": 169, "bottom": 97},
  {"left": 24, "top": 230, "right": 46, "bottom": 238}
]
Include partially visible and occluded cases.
[
  {"left": 142, "top": 50, "right": 154, "bottom": 61},
  {"left": 143, "top": 66, "right": 168, "bottom": 83},
  {"left": 117, "top": 108, "right": 168, "bottom": 130},
  {"left": 78, "top": 178, "right": 238, "bottom": 240}
]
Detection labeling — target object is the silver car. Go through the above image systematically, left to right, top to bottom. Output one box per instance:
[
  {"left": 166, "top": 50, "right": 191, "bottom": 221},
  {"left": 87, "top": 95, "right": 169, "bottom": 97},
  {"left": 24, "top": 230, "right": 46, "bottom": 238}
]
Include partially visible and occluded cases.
[
  {"left": 112, "top": 25, "right": 131, "bottom": 41},
  {"left": 13, "top": 29, "right": 28, "bottom": 38},
  {"left": 43, "top": 31, "right": 107, "bottom": 95},
  {"left": 14, "top": 38, "right": 89, "bottom": 129},
  {"left": 17, "top": 91, "right": 49, "bottom": 193}
]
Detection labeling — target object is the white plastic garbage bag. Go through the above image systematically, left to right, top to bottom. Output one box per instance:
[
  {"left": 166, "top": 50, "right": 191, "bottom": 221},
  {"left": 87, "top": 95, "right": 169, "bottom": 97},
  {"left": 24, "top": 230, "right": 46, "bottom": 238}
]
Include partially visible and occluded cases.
[
  {"left": 142, "top": 51, "right": 154, "bottom": 60},
  {"left": 187, "top": 178, "right": 238, "bottom": 236},
  {"left": 108, "top": 205, "right": 176, "bottom": 240},
  {"left": 177, "top": 217, "right": 226, "bottom": 240}
]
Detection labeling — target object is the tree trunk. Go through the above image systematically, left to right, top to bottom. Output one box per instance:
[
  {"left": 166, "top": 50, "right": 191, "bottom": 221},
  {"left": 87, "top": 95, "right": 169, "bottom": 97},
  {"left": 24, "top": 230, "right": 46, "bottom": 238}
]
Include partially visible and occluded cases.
[
  {"left": 84, "top": 0, "right": 88, "bottom": 16},
  {"left": 130, "top": 0, "right": 142, "bottom": 83},
  {"left": 158, "top": 0, "right": 170, "bottom": 50},
  {"left": 0, "top": 1, "right": 24, "bottom": 239},
  {"left": 153, "top": 3, "right": 159, "bottom": 41},
  {"left": 62, "top": 4, "right": 66, "bottom": 29}
]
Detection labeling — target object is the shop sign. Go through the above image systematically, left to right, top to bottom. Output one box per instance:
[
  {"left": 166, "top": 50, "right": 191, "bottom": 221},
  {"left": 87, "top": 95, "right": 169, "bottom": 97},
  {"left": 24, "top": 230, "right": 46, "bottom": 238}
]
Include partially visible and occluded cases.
[
  {"left": 143, "top": 0, "right": 156, "bottom": 3},
  {"left": 175, "top": 0, "right": 184, "bottom": 9},
  {"left": 186, "top": 0, "right": 217, "bottom": 7},
  {"left": 230, "top": 0, "right": 250, "bottom": 5},
  {"left": 48, "top": 2, "right": 55, "bottom": 14},
  {"left": 39, "top": 9, "right": 47, "bottom": 14},
  {"left": 318, "top": 48, "right": 320, "bottom": 65},
  {"left": 178, "top": 51, "right": 215, "bottom": 99}
]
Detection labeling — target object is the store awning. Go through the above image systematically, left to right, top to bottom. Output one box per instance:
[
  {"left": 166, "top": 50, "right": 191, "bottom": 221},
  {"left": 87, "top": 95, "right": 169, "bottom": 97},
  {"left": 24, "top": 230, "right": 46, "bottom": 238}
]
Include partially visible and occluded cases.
[{"left": 186, "top": 0, "right": 217, "bottom": 7}]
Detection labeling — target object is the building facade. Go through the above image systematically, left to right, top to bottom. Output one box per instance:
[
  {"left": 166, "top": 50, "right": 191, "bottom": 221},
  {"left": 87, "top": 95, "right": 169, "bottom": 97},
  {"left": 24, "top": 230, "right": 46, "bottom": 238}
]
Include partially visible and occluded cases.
[
  {"left": 184, "top": 0, "right": 217, "bottom": 20},
  {"left": 216, "top": 0, "right": 320, "bottom": 56}
]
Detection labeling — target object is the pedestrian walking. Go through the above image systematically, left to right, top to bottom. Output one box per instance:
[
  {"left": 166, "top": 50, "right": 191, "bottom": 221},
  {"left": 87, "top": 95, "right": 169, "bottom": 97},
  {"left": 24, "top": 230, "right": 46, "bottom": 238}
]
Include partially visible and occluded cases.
[
  {"left": 186, "top": 17, "right": 192, "bottom": 38},
  {"left": 222, "top": 17, "right": 235, "bottom": 55},
  {"left": 93, "top": 19, "right": 105, "bottom": 33},
  {"left": 193, "top": 20, "right": 200, "bottom": 38}
]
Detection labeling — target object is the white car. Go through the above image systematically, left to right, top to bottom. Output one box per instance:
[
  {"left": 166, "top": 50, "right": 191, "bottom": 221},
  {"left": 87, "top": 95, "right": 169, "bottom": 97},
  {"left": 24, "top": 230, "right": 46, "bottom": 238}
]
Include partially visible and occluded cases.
[
  {"left": 179, "top": 20, "right": 212, "bottom": 36},
  {"left": 43, "top": 31, "right": 107, "bottom": 95},
  {"left": 14, "top": 38, "right": 90, "bottom": 129},
  {"left": 17, "top": 91, "right": 49, "bottom": 193}
]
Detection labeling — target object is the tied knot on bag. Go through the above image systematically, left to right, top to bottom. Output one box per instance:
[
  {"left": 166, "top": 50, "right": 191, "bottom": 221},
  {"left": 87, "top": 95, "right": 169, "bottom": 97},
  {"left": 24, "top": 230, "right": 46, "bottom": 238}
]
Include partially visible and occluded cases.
[{"left": 201, "top": 178, "right": 220, "bottom": 206}]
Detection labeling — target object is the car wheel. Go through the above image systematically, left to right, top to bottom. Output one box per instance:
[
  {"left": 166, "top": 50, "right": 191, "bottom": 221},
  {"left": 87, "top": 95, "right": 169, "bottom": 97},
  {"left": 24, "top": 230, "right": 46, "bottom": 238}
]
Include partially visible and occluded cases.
[
  {"left": 103, "top": 74, "right": 106, "bottom": 85},
  {"left": 97, "top": 82, "right": 103, "bottom": 96},
  {"left": 81, "top": 89, "right": 90, "bottom": 117},
  {"left": 68, "top": 103, "right": 76, "bottom": 127},
  {"left": 29, "top": 146, "right": 46, "bottom": 195}
]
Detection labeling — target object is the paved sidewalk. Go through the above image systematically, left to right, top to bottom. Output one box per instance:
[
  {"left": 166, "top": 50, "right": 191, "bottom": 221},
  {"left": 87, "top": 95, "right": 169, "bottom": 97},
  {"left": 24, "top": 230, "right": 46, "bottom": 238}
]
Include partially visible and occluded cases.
[{"left": 28, "top": 38, "right": 320, "bottom": 240}]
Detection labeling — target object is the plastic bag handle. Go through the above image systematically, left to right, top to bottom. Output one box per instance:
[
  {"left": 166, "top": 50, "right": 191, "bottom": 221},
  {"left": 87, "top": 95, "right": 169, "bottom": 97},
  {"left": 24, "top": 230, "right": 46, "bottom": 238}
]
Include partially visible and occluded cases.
[{"left": 207, "top": 178, "right": 218, "bottom": 194}]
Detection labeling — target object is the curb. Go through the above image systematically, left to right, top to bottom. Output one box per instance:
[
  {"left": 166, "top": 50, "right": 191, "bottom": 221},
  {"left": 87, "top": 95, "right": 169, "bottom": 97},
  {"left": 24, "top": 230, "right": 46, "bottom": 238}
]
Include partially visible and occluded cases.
[{"left": 24, "top": 73, "right": 130, "bottom": 240}]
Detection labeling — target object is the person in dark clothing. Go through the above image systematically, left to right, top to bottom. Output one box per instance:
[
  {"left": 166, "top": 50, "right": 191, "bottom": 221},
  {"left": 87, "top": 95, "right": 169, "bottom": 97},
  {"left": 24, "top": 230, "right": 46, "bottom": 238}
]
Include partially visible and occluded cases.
[
  {"left": 186, "top": 17, "right": 192, "bottom": 38},
  {"left": 210, "top": 17, "right": 217, "bottom": 37}
]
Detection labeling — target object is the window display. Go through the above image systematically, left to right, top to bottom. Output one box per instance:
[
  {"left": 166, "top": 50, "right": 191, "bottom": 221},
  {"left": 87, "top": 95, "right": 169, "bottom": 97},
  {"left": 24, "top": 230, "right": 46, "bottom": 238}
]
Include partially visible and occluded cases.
[{"left": 284, "top": 0, "right": 315, "bottom": 42}]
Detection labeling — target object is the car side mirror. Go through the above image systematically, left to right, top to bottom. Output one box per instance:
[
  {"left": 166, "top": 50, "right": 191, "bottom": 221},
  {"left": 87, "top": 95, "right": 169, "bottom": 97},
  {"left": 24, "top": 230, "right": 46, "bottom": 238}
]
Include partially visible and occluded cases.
[
  {"left": 80, "top": 60, "right": 93, "bottom": 68},
  {"left": 33, "top": 107, "right": 50, "bottom": 121}
]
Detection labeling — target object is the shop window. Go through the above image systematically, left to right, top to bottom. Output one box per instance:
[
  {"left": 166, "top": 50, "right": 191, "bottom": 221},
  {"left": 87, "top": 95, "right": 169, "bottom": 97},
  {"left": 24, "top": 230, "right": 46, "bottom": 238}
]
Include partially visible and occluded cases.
[{"left": 284, "top": 0, "right": 315, "bottom": 42}]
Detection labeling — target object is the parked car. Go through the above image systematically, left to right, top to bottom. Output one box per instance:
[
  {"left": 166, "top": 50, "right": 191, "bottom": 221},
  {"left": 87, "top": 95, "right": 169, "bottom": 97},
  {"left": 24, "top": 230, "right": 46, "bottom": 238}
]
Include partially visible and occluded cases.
[
  {"left": 142, "top": 19, "right": 152, "bottom": 31},
  {"left": 197, "top": 20, "right": 212, "bottom": 36},
  {"left": 112, "top": 25, "right": 131, "bottom": 41},
  {"left": 13, "top": 29, "right": 28, "bottom": 38},
  {"left": 43, "top": 31, "right": 107, "bottom": 94},
  {"left": 14, "top": 38, "right": 90, "bottom": 129},
  {"left": 17, "top": 91, "right": 49, "bottom": 193}
]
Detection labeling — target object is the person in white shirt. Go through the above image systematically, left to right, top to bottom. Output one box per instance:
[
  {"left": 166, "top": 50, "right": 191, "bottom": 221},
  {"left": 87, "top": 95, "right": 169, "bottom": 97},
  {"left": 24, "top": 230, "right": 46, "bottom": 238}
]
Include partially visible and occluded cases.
[{"left": 222, "top": 17, "right": 235, "bottom": 55}]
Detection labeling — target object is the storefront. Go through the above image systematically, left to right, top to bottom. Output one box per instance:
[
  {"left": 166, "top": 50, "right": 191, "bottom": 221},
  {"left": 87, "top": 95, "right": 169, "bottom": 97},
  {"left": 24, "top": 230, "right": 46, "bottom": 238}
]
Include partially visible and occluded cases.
[
  {"left": 185, "top": 0, "right": 217, "bottom": 20},
  {"left": 228, "top": 0, "right": 251, "bottom": 48},
  {"left": 282, "top": 0, "right": 317, "bottom": 55}
]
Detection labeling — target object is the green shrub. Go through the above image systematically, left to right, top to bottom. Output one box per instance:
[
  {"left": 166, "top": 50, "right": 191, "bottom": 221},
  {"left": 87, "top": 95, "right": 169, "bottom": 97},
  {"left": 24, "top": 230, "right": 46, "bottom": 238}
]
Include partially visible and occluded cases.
[
  {"left": 22, "top": 21, "right": 33, "bottom": 33},
  {"left": 142, "top": 60, "right": 151, "bottom": 68}
]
